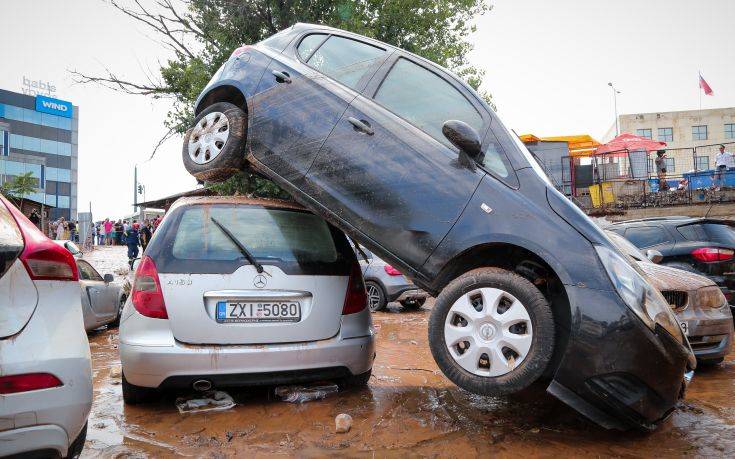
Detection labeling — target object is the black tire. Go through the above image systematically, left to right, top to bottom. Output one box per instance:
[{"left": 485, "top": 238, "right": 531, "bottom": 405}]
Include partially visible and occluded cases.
[
  {"left": 182, "top": 102, "right": 247, "bottom": 182},
  {"left": 428, "top": 267, "right": 555, "bottom": 396},
  {"left": 366, "top": 281, "right": 387, "bottom": 312},
  {"left": 109, "top": 296, "right": 126, "bottom": 328},
  {"left": 401, "top": 297, "right": 427, "bottom": 310},
  {"left": 341, "top": 369, "right": 372, "bottom": 388},
  {"left": 122, "top": 373, "right": 157, "bottom": 405},
  {"left": 65, "top": 422, "right": 87, "bottom": 459}
]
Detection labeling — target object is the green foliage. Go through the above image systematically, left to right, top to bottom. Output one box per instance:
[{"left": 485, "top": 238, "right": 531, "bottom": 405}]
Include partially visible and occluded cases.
[
  {"left": 207, "top": 171, "right": 292, "bottom": 199},
  {"left": 1, "top": 172, "right": 37, "bottom": 200}
]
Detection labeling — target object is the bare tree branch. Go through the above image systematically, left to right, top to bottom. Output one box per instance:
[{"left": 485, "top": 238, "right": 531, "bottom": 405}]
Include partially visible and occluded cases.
[
  {"left": 69, "top": 68, "right": 168, "bottom": 96},
  {"left": 149, "top": 127, "right": 177, "bottom": 160}
]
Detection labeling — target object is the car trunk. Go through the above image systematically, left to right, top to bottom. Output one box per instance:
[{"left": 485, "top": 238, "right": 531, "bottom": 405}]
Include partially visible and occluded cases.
[
  {"left": 0, "top": 197, "right": 38, "bottom": 338},
  {"left": 148, "top": 202, "right": 354, "bottom": 345}
]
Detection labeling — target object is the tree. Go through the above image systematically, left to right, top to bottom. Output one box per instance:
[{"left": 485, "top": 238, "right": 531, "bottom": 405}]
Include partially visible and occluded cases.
[
  {"left": 74, "top": 0, "right": 492, "bottom": 196},
  {"left": 1, "top": 172, "right": 38, "bottom": 210}
]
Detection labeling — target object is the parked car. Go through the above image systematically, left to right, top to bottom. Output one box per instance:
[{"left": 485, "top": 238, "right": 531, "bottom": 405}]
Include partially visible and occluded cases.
[
  {"left": 181, "top": 23, "right": 694, "bottom": 430},
  {"left": 0, "top": 195, "right": 92, "bottom": 458},
  {"left": 119, "top": 196, "right": 374, "bottom": 404},
  {"left": 607, "top": 217, "right": 735, "bottom": 319},
  {"left": 606, "top": 230, "right": 733, "bottom": 365},
  {"left": 53, "top": 240, "right": 83, "bottom": 258},
  {"left": 353, "top": 245, "right": 428, "bottom": 311}
]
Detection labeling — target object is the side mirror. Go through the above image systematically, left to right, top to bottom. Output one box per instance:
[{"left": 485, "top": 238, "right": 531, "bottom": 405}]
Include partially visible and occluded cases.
[
  {"left": 442, "top": 120, "right": 482, "bottom": 159},
  {"left": 646, "top": 249, "right": 663, "bottom": 264},
  {"left": 103, "top": 274, "right": 114, "bottom": 283}
]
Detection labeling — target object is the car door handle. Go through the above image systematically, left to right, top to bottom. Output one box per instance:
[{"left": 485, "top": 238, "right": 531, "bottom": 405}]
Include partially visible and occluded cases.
[
  {"left": 272, "top": 70, "right": 291, "bottom": 84},
  {"left": 347, "top": 117, "right": 374, "bottom": 135}
]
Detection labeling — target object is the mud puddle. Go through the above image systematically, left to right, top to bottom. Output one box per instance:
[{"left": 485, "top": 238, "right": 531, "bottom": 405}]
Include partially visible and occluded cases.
[{"left": 83, "top": 299, "right": 735, "bottom": 457}]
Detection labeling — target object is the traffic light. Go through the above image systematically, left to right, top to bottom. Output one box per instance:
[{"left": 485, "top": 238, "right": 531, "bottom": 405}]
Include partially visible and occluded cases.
[{"left": 137, "top": 184, "right": 143, "bottom": 194}]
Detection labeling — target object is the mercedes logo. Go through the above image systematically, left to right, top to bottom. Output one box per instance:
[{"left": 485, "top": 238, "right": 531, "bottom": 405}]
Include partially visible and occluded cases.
[{"left": 253, "top": 274, "right": 267, "bottom": 289}]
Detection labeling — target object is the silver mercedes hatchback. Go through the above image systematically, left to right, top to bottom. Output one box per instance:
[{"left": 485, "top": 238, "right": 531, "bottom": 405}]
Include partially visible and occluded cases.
[{"left": 119, "top": 196, "right": 374, "bottom": 403}]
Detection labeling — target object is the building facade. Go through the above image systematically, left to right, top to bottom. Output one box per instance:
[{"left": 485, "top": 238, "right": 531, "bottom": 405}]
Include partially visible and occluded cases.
[
  {"left": 0, "top": 89, "right": 78, "bottom": 220},
  {"left": 617, "top": 107, "right": 735, "bottom": 175}
]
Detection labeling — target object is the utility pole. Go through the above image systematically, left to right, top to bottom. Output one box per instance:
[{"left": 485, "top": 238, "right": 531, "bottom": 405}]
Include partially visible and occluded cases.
[
  {"left": 608, "top": 82, "right": 621, "bottom": 136},
  {"left": 133, "top": 164, "right": 138, "bottom": 213}
]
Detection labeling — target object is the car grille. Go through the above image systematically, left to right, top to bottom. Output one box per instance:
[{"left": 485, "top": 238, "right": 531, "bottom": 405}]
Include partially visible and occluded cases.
[
  {"left": 661, "top": 290, "right": 688, "bottom": 311},
  {"left": 688, "top": 334, "right": 726, "bottom": 352}
]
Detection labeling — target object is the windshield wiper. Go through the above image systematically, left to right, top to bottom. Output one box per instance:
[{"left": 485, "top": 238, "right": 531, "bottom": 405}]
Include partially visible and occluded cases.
[{"left": 210, "top": 217, "right": 267, "bottom": 275}]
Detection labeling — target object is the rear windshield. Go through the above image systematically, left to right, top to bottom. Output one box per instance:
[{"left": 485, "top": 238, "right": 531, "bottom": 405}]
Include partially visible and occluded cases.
[
  {"left": 148, "top": 204, "right": 353, "bottom": 275},
  {"left": 677, "top": 223, "right": 735, "bottom": 245}
]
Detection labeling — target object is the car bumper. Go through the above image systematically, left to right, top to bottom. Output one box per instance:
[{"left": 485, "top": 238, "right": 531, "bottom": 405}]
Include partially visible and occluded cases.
[
  {"left": 548, "top": 285, "right": 693, "bottom": 431},
  {"left": 393, "top": 288, "right": 428, "bottom": 303},
  {"left": 678, "top": 305, "right": 734, "bottom": 361},
  {"left": 120, "top": 312, "right": 375, "bottom": 389},
  {"left": 0, "top": 424, "right": 69, "bottom": 458}
]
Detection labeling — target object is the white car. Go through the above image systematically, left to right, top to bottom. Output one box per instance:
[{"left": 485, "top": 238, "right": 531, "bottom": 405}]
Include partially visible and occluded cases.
[
  {"left": 0, "top": 196, "right": 92, "bottom": 458},
  {"left": 119, "top": 196, "right": 375, "bottom": 403}
]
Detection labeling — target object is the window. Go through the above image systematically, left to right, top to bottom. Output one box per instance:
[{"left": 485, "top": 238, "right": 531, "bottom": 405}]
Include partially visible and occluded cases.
[
  {"left": 297, "top": 34, "right": 327, "bottom": 60},
  {"left": 302, "top": 35, "right": 386, "bottom": 89},
  {"left": 375, "top": 59, "right": 484, "bottom": 147},
  {"left": 725, "top": 123, "right": 735, "bottom": 139},
  {"left": 692, "top": 125, "right": 708, "bottom": 141},
  {"left": 658, "top": 127, "right": 673, "bottom": 142},
  {"left": 636, "top": 128, "right": 652, "bottom": 139},
  {"left": 695, "top": 155, "right": 710, "bottom": 170},
  {"left": 678, "top": 223, "right": 735, "bottom": 245},
  {"left": 623, "top": 226, "right": 670, "bottom": 248},
  {"left": 77, "top": 260, "right": 103, "bottom": 281}
]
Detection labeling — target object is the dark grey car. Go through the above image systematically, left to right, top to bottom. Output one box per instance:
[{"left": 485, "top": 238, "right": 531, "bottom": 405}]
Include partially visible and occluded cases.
[{"left": 355, "top": 246, "right": 428, "bottom": 311}]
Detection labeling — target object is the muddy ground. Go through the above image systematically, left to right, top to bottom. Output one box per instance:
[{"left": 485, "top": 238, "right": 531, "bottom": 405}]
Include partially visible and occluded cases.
[{"left": 82, "top": 247, "right": 735, "bottom": 458}]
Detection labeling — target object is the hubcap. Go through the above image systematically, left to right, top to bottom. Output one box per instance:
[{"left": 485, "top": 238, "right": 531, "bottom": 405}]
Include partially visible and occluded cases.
[
  {"left": 188, "top": 111, "right": 230, "bottom": 164},
  {"left": 367, "top": 284, "right": 381, "bottom": 310},
  {"left": 444, "top": 287, "right": 533, "bottom": 377}
]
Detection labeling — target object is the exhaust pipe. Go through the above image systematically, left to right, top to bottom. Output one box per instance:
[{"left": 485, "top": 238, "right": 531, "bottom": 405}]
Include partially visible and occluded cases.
[{"left": 192, "top": 379, "right": 212, "bottom": 392}]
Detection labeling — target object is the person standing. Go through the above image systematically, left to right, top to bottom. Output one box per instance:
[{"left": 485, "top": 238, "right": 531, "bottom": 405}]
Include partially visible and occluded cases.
[
  {"left": 713, "top": 144, "right": 734, "bottom": 191},
  {"left": 654, "top": 150, "right": 669, "bottom": 191},
  {"left": 29, "top": 209, "right": 41, "bottom": 229},
  {"left": 55, "top": 218, "right": 65, "bottom": 240},
  {"left": 103, "top": 218, "right": 113, "bottom": 246},
  {"left": 140, "top": 219, "right": 153, "bottom": 252},
  {"left": 67, "top": 220, "right": 76, "bottom": 243},
  {"left": 125, "top": 222, "right": 141, "bottom": 269}
]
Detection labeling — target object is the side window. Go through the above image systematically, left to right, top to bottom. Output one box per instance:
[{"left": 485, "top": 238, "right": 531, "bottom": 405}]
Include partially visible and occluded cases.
[
  {"left": 297, "top": 34, "right": 327, "bottom": 60},
  {"left": 302, "top": 35, "right": 386, "bottom": 89},
  {"left": 374, "top": 58, "right": 484, "bottom": 150},
  {"left": 479, "top": 130, "right": 511, "bottom": 178},
  {"left": 677, "top": 224, "right": 706, "bottom": 241},
  {"left": 623, "top": 226, "right": 669, "bottom": 248},
  {"left": 77, "top": 260, "right": 103, "bottom": 281}
]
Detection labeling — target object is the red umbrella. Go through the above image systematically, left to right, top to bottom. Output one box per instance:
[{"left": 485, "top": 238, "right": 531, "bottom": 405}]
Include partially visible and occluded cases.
[{"left": 596, "top": 133, "right": 667, "bottom": 155}]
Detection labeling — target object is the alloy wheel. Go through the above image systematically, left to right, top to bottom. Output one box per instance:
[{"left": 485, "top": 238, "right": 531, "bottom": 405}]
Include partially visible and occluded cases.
[
  {"left": 188, "top": 111, "right": 230, "bottom": 164},
  {"left": 367, "top": 284, "right": 382, "bottom": 311},
  {"left": 444, "top": 287, "right": 533, "bottom": 377}
]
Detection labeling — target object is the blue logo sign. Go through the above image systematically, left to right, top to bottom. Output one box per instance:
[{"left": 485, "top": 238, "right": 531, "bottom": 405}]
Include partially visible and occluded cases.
[{"left": 35, "top": 95, "right": 72, "bottom": 118}]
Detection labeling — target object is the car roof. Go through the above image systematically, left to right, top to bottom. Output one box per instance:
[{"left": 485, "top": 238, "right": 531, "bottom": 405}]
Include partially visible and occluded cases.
[
  {"left": 168, "top": 195, "right": 305, "bottom": 213},
  {"left": 609, "top": 216, "right": 719, "bottom": 227}
]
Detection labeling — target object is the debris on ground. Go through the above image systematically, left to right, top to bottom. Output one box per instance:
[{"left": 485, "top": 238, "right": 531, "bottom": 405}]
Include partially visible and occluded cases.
[
  {"left": 109, "top": 364, "right": 122, "bottom": 378},
  {"left": 275, "top": 383, "right": 339, "bottom": 403},
  {"left": 176, "top": 391, "right": 236, "bottom": 414},
  {"left": 335, "top": 414, "right": 353, "bottom": 433}
]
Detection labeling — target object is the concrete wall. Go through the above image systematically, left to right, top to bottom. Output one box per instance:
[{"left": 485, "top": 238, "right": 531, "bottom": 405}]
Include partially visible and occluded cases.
[{"left": 606, "top": 202, "right": 735, "bottom": 222}]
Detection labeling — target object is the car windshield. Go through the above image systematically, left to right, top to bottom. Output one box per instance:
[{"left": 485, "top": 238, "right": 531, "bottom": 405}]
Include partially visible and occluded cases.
[{"left": 605, "top": 231, "right": 649, "bottom": 262}]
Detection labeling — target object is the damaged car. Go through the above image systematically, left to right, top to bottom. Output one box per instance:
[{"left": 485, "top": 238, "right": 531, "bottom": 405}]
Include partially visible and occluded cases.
[{"left": 181, "top": 23, "right": 694, "bottom": 430}]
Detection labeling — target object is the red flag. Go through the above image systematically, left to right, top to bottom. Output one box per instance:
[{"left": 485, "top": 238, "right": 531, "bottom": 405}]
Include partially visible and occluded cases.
[{"left": 699, "top": 73, "right": 713, "bottom": 96}]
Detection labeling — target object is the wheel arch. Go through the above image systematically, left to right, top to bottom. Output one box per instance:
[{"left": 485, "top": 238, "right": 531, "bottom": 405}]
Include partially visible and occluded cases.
[{"left": 195, "top": 84, "right": 248, "bottom": 116}]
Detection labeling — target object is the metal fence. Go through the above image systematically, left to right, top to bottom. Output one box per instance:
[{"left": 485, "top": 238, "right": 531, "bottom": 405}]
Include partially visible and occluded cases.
[{"left": 568, "top": 141, "right": 735, "bottom": 210}]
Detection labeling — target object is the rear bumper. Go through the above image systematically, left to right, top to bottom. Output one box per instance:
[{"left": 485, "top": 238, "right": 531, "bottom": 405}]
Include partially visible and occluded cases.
[
  {"left": 549, "top": 285, "right": 693, "bottom": 430},
  {"left": 392, "top": 288, "right": 428, "bottom": 303},
  {"left": 677, "top": 304, "right": 734, "bottom": 361},
  {"left": 120, "top": 310, "right": 375, "bottom": 389},
  {"left": 0, "top": 424, "right": 68, "bottom": 458}
]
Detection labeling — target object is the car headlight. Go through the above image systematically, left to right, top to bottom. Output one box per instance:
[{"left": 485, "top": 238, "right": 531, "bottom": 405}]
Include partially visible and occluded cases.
[
  {"left": 595, "top": 245, "right": 684, "bottom": 341},
  {"left": 693, "top": 286, "right": 728, "bottom": 309}
]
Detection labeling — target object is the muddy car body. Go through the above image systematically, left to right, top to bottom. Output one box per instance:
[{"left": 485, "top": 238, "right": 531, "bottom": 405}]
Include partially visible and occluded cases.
[{"left": 183, "top": 23, "right": 694, "bottom": 430}]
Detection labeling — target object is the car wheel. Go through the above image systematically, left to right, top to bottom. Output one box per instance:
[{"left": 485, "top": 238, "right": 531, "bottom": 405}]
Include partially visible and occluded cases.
[
  {"left": 182, "top": 102, "right": 247, "bottom": 183},
  {"left": 428, "top": 267, "right": 554, "bottom": 396},
  {"left": 366, "top": 281, "right": 387, "bottom": 312},
  {"left": 110, "top": 296, "right": 126, "bottom": 328},
  {"left": 400, "top": 298, "right": 426, "bottom": 310},
  {"left": 341, "top": 369, "right": 372, "bottom": 388},
  {"left": 122, "top": 373, "right": 157, "bottom": 405},
  {"left": 65, "top": 421, "right": 87, "bottom": 459}
]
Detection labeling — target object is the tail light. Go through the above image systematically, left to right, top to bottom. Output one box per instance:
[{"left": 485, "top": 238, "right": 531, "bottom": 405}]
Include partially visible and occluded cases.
[
  {"left": 231, "top": 45, "right": 252, "bottom": 58},
  {"left": 1, "top": 196, "right": 78, "bottom": 281},
  {"left": 691, "top": 247, "right": 734, "bottom": 262},
  {"left": 131, "top": 255, "right": 168, "bottom": 319},
  {"left": 342, "top": 260, "right": 368, "bottom": 315},
  {"left": 384, "top": 264, "right": 402, "bottom": 276},
  {"left": 0, "top": 373, "right": 63, "bottom": 394}
]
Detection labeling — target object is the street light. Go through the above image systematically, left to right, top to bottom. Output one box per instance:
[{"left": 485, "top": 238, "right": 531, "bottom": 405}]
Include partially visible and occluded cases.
[{"left": 608, "top": 82, "right": 621, "bottom": 136}]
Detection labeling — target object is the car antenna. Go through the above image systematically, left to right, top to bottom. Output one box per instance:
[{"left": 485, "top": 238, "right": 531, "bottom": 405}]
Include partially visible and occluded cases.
[
  {"left": 704, "top": 202, "right": 714, "bottom": 218},
  {"left": 210, "top": 217, "right": 270, "bottom": 276},
  {"left": 350, "top": 237, "right": 370, "bottom": 264}
]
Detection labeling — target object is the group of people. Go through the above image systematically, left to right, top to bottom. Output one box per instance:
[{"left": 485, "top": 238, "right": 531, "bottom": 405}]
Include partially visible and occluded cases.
[
  {"left": 654, "top": 144, "right": 734, "bottom": 192},
  {"left": 47, "top": 216, "right": 81, "bottom": 242},
  {"left": 92, "top": 217, "right": 162, "bottom": 267}
]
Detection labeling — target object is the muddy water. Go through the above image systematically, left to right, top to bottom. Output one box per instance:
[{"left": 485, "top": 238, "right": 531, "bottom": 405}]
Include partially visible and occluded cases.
[{"left": 83, "top": 300, "right": 735, "bottom": 458}]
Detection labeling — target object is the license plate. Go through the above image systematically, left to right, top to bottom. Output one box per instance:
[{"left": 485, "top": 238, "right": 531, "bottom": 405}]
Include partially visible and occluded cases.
[
  {"left": 216, "top": 301, "right": 301, "bottom": 323},
  {"left": 679, "top": 321, "right": 689, "bottom": 336}
]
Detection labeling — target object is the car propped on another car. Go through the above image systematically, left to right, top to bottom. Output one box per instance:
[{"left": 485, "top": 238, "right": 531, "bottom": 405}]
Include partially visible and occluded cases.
[
  {"left": 182, "top": 23, "right": 695, "bottom": 430},
  {"left": 119, "top": 196, "right": 374, "bottom": 404}
]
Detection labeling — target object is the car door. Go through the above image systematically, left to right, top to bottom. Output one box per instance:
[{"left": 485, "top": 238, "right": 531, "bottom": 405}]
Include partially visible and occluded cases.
[
  {"left": 250, "top": 33, "right": 390, "bottom": 184},
  {"left": 304, "top": 56, "right": 487, "bottom": 271},
  {"left": 77, "top": 260, "right": 117, "bottom": 320}
]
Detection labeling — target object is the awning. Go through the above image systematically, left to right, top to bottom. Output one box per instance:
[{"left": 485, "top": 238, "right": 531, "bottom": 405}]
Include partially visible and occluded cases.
[{"left": 520, "top": 134, "right": 601, "bottom": 157}]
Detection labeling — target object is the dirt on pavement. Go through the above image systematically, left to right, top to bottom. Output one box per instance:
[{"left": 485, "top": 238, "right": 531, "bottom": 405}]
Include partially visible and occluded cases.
[{"left": 81, "top": 247, "right": 735, "bottom": 458}]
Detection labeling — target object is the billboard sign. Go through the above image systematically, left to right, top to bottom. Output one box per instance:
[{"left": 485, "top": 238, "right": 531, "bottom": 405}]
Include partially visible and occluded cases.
[{"left": 35, "top": 95, "right": 73, "bottom": 118}]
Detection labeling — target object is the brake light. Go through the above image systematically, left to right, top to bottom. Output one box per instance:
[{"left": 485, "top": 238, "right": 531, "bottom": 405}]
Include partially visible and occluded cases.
[
  {"left": 231, "top": 45, "right": 252, "bottom": 58},
  {"left": 1, "top": 196, "right": 78, "bottom": 281},
  {"left": 692, "top": 247, "right": 734, "bottom": 262},
  {"left": 131, "top": 256, "right": 168, "bottom": 319},
  {"left": 342, "top": 261, "right": 368, "bottom": 315},
  {"left": 384, "top": 264, "right": 402, "bottom": 276},
  {"left": 0, "top": 373, "right": 63, "bottom": 394}
]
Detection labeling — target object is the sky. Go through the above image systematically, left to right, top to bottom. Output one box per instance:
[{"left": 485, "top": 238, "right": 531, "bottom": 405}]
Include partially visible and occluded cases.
[{"left": 1, "top": 0, "right": 734, "bottom": 219}]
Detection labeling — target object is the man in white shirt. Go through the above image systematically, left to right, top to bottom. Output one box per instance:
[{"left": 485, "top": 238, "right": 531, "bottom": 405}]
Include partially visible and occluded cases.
[{"left": 713, "top": 144, "right": 734, "bottom": 190}]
